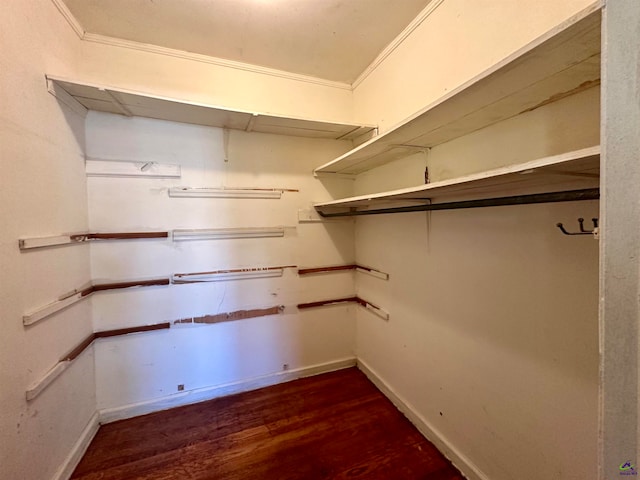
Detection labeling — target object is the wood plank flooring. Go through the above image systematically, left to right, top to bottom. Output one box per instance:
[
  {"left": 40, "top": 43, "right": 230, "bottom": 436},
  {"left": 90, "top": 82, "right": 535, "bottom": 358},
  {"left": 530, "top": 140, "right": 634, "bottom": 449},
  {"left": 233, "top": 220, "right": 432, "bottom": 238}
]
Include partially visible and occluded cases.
[{"left": 72, "top": 368, "right": 464, "bottom": 480}]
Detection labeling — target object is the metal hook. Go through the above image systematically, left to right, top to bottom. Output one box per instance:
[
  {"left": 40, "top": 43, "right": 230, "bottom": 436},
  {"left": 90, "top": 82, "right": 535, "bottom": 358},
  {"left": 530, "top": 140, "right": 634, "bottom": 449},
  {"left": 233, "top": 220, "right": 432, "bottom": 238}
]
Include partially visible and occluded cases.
[
  {"left": 578, "top": 217, "right": 600, "bottom": 233},
  {"left": 556, "top": 218, "right": 599, "bottom": 236},
  {"left": 578, "top": 218, "right": 588, "bottom": 233},
  {"left": 556, "top": 223, "right": 588, "bottom": 235}
]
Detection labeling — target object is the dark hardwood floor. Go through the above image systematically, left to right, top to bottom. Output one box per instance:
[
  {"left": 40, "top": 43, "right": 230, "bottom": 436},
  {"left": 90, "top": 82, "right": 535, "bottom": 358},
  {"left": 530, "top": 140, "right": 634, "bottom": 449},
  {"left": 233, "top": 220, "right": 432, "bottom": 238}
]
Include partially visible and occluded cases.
[{"left": 72, "top": 368, "right": 464, "bottom": 480}]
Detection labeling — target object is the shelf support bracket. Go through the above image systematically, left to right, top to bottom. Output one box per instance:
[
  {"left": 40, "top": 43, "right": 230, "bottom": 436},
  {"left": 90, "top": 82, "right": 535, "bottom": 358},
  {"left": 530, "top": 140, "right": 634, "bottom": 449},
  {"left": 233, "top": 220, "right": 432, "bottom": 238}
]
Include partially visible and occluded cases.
[{"left": 103, "top": 89, "right": 133, "bottom": 117}]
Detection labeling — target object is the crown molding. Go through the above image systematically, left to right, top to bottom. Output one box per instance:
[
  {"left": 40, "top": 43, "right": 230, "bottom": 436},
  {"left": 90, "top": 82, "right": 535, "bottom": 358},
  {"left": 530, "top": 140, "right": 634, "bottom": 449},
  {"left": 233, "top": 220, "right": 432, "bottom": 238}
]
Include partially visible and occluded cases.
[
  {"left": 50, "top": 0, "right": 84, "bottom": 39},
  {"left": 50, "top": 0, "right": 443, "bottom": 92},
  {"left": 50, "top": 0, "right": 351, "bottom": 90},
  {"left": 352, "top": 0, "right": 445, "bottom": 90},
  {"left": 82, "top": 32, "right": 352, "bottom": 90}
]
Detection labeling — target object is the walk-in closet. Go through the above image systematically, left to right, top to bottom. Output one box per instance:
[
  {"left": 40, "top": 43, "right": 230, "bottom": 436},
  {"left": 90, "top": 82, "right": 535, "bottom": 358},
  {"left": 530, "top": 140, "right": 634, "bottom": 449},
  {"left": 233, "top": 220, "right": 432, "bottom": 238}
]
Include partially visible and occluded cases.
[{"left": 2, "top": 1, "right": 638, "bottom": 479}]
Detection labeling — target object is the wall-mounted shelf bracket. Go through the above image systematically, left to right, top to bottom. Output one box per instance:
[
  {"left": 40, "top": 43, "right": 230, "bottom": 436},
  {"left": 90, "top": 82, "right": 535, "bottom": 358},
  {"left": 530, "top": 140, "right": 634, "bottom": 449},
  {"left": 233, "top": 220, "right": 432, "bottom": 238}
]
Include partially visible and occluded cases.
[
  {"left": 388, "top": 144, "right": 430, "bottom": 153},
  {"left": 86, "top": 159, "right": 181, "bottom": 178},
  {"left": 313, "top": 171, "right": 357, "bottom": 180},
  {"left": 169, "top": 187, "right": 298, "bottom": 199},
  {"left": 19, "top": 231, "right": 169, "bottom": 250},
  {"left": 298, "top": 264, "right": 389, "bottom": 280},
  {"left": 172, "top": 265, "right": 295, "bottom": 284},
  {"left": 356, "top": 265, "right": 390, "bottom": 280},
  {"left": 23, "top": 278, "right": 170, "bottom": 326},
  {"left": 297, "top": 295, "right": 389, "bottom": 320},
  {"left": 358, "top": 298, "right": 390, "bottom": 321},
  {"left": 174, "top": 305, "right": 285, "bottom": 325},
  {"left": 26, "top": 322, "right": 170, "bottom": 401},
  {"left": 26, "top": 361, "right": 71, "bottom": 401}
]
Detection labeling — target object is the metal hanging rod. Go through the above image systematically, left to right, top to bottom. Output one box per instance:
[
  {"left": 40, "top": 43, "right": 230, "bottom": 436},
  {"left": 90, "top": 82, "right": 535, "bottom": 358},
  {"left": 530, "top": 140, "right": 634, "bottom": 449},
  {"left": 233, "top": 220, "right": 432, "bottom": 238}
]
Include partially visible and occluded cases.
[{"left": 317, "top": 188, "right": 600, "bottom": 218}]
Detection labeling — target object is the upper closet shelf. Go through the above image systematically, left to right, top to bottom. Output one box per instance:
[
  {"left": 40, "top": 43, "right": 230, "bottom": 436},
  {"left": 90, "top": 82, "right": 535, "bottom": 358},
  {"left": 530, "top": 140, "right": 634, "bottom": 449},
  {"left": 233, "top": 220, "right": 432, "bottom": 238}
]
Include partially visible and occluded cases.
[
  {"left": 314, "top": 5, "right": 601, "bottom": 175},
  {"left": 46, "top": 76, "right": 376, "bottom": 142},
  {"left": 314, "top": 147, "right": 600, "bottom": 216}
]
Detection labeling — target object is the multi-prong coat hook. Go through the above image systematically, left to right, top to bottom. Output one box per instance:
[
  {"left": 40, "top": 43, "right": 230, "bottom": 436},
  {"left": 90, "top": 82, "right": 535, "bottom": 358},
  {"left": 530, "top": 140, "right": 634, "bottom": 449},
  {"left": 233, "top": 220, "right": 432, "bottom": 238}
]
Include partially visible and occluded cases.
[{"left": 556, "top": 218, "right": 599, "bottom": 238}]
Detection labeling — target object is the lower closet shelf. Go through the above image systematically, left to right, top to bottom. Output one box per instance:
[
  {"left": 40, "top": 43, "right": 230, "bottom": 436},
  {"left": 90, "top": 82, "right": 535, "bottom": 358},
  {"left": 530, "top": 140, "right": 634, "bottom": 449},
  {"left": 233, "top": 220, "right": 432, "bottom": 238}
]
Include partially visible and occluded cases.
[{"left": 315, "top": 146, "right": 600, "bottom": 217}]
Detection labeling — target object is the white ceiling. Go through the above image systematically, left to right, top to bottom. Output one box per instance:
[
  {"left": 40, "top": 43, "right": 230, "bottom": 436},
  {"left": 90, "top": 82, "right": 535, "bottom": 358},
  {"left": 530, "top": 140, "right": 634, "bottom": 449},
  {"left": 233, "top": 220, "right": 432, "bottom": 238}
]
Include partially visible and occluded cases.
[{"left": 61, "top": 0, "right": 432, "bottom": 84}]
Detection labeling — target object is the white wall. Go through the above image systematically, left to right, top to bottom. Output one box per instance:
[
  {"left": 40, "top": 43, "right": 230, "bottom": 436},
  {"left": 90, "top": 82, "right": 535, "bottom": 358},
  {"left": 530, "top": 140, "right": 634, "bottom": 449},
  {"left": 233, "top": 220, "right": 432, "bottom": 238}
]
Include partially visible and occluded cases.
[
  {"left": 353, "top": 0, "right": 598, "bottom": 130},
  {"left": 0, "top": 1, "right": 95, "bottom": 479},
  {"left": 2, "top": 1, "right": 361, "bottom": 477},
  {"left": 350, "top": 1, "right": 600, "bottom": 479},
  {"left": 76, "top": 39, "right": 354, "bottom": 126},
  {"left": 351, "top": 93, "right": 600, "bottom": 480},
  {"left": 356, "top": 94, "right": 599, "bottom": 480},
  {"left": 85, "top": 112, "right": 357, "bottom": 411},
  {"left": 355, "top": 200, "right": 599, "bottom": 480}
]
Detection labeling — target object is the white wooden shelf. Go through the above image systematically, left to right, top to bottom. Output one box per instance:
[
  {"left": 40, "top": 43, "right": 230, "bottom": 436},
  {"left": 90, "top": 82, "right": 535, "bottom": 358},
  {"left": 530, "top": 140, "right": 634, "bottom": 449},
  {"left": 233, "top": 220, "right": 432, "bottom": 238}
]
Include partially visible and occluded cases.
[
  {"left": 314, "top": 6, "right": 601, "bottom": 175},
  {"left": 46, "top": 76, "right": 376, "bottom": 141},
  {"left": 314, "top": 147, "right": 600, "bottom": 215},
  {"left": 26, "top": 362, "right": 70, "bottom": 401}
]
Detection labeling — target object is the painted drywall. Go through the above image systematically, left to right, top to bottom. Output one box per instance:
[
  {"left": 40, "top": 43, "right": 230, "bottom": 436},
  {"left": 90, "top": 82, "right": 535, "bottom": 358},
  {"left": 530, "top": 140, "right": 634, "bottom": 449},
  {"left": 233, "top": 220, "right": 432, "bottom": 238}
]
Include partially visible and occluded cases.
[
  {"left": 353, "top": 0, "right": 598, "bottom": 131},
  {"left": 0, "top": 1, "right": 96, "bottom": 479},
  {"left": 349, "top": 1, "right": 600, "bottom": 479},
  {"left": 599, "top": 1, "right": 640, "bottom": 476},
  {"left": 76, "top": 39, "right": 355, "bottom": 126},
  {"left": 350, "top": 91, "right": 600, "bottom": 480},
  {"left": 85, "top": 112, "right": 357, "bottom": 410},
  {"left": 355, "top": 201, "right": 599, "bottom": 480}
]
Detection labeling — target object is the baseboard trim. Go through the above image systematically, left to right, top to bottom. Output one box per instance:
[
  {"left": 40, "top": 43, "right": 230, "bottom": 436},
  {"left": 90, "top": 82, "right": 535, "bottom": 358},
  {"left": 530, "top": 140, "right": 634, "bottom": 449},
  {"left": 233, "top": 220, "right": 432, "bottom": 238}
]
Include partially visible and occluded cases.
[
  {"left": 99, "top": 357, "right": 357, "bottom": 424},
  {"left": 55, "top": 358, "right": 481, "bottom": 479},
  {"left": 356, "top": 359, "right": 490, "bottom": 480},
  {"left": 53, "top": 411, "right": 100, "bottom": 480}
]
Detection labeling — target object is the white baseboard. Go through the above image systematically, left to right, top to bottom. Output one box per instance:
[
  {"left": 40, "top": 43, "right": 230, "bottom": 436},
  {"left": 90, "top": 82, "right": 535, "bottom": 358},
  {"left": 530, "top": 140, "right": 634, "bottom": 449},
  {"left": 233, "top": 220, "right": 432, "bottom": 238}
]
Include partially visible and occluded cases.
[
  {"left": 99, "top": 357, "right": 357, "bottom": 424},
  {"left": 54, "top": 358, "right": 481, "bottom": 480},
  {"left": 356, "top": 359, "right": 490, "bottom": 480},
  {"left": 53, "top": 411, "right": 100, "bottom": 480}
]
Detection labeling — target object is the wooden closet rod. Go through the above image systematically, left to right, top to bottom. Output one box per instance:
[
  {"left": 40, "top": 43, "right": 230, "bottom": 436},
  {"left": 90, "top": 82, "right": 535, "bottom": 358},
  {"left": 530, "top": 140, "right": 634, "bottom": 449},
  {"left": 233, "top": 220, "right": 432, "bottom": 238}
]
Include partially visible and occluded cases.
[
  {"left": 318, "top": 188, "right": 600, "bottom": 218},
  {"left": 81, "top": 232, "right": 169, "bottom": 240},
  {"left": 297, "top": 264, "right": 389, "bottom": 280},
  {"left": 297, "top": 265, "right": 356, "bottom": 275},
  {"left": 83, "top": 278, "right": 170, "bottom": 296},
  {"left": 297, "top": 296, "right": 389, "bottom": 321},
  {"left": 297, "top": 296, "right": 360, "bottom": 309},
  {"left": 61, "top": 322, "right": 171, "bottom": 362}
]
